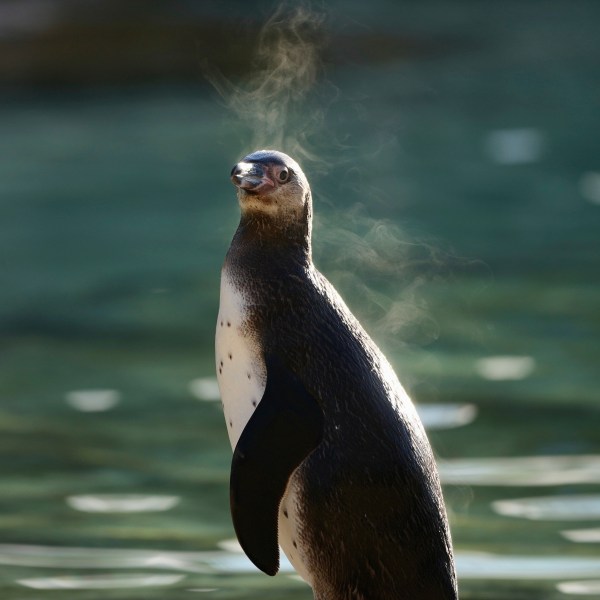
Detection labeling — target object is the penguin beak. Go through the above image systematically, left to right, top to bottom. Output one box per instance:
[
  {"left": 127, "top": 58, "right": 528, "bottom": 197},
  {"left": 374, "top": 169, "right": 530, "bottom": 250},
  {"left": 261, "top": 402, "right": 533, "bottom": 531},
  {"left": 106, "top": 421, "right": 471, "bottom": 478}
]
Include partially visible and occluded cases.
[{"left": 231, "top": 161, "right": 275, "bottom": 192}]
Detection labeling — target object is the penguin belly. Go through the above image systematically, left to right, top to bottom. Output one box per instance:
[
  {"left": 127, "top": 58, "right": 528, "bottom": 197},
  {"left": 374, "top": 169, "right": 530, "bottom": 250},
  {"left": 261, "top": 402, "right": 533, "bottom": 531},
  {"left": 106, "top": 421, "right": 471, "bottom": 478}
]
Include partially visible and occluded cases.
[
  {"left": 216, "top": 270, "right": 313, "bottom": 583},
  {"left": 278, "top": 476, "right": 314, "bottom": 585}
]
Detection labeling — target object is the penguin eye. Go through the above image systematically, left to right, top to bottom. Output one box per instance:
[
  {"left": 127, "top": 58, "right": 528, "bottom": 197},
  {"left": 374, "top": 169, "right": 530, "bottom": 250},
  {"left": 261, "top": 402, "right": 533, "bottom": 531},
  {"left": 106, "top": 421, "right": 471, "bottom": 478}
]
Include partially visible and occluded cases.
[{"left": 277, "top": 167, "right": 290, "bottom": 183}]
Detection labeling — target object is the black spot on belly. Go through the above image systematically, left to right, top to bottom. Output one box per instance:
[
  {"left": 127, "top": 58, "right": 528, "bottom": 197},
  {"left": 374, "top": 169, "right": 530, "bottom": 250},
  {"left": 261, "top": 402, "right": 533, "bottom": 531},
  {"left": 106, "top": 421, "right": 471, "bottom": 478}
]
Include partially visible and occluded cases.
[
  {"left": 220, "top": 320, "right": 223, "bottom": 327},
  {"left": 227, "top": 321, "right": 231, "bottom": 327},
  {"left": 228, "top": 353, "right": 232, "bottom": 360},
  {"left": 220, "top": 360, "right": 223, "bottom": 367},
  {"left": 219, "top": 367, "right": 222, "bottom": 375},
  {"left": 247, "top": 373, "right": 251, "bottom": 379},
  {"left": 252, "top": 399, "right": 257, "bottom": 407},
  {"left": 229, "top": 420, "right": 233, "bottom": 428},
  {"left": 283, "top": 509, "right": 288, "bottom": 518},
  {"left": 293, "top": 540, "right": 297, "bottom": 549}
]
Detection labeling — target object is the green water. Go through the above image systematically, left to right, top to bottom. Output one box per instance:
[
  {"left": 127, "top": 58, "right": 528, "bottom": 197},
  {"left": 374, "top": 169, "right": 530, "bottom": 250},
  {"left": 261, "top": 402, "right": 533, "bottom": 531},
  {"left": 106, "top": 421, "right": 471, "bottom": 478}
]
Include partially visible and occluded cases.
[{"left": 1, "top": 3, "right": 600, "bottom": 598}]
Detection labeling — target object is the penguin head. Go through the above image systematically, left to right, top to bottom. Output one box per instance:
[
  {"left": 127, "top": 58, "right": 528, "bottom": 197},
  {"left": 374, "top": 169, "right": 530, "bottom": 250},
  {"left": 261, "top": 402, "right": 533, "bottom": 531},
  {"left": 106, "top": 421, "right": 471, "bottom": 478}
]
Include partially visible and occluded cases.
[{"left": 230, "top": 150, "right": 312, "bottom": 224}]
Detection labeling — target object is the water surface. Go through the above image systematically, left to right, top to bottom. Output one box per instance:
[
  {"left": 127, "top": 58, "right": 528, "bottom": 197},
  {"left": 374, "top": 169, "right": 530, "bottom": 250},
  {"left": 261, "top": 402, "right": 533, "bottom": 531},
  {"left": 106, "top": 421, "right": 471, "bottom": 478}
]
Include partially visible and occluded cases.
[{"left": 1, "top": 2, "right": 599, "bottom": 598}]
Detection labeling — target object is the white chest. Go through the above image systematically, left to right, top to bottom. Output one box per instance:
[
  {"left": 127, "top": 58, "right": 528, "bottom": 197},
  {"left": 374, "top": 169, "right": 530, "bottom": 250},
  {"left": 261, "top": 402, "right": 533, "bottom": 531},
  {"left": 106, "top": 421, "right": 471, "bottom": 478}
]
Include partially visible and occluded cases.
[{"left": 215, "top": 270, "right": 266, "bottom": 449}]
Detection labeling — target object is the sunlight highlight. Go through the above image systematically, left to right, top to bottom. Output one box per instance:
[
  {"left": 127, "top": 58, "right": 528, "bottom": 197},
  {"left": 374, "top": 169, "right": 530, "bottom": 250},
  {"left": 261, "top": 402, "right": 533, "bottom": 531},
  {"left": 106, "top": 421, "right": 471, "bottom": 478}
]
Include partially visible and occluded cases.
[
  {"left": 485, "top": 128, "right": 544, "bottom": 165},
  {"left": 579, "top": 172, "right": 600, "bottom": 205},
  {"left": 475, "top": 355, "right": 535, "bottom": 380},
  {"left": 188, "top": 377, "right": 221, "bottom": 401},
  {"left": 65, "top": 389, "right": 120, "bottom": 412},
  {"left": 417, "top": 403, "right": 477, "bottom": 430},
  {"left": 439, "top": 455, "right": 600, "bottom": 486},
  {"left": 66, "top": 494, "right": 180, "bottom": 513},
  {"left": 493, "top": 494, "right": 600, "bottom": 521},
  {"left": 561, "top": 528, "right": 600, "bottom": 543},
  {"left": 217, "top": 538, "right": 243, "bottom": 553},
  {"left": 0, "top": 543, "right": 286, "bottom": 575},
  {"left": 4, "top": 543, "right": 600, "bottom": 582},
  {"left": 457, "top": 552, "right": 600, "bottom": 580},
  {"left": 17, "top": 573, "right": 184, "bottom": 590},
  {"left": 557, "top": 581, "right": 600, "bottom": 595}
]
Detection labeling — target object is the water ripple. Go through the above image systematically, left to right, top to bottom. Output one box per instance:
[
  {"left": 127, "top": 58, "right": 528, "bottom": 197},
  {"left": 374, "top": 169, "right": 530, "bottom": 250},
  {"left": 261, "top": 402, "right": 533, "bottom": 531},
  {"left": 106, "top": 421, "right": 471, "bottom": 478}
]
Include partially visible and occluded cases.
[
  {"left": 484, "top": 128, "right": 544, "bottom": 165},
  {"left": 579, "top": 171, "right": 600, "bottom": 205},
  {"left": 474, "top": 355, "right": 536, "bottom": 381},
  {"left": 188, "top": 378, "right": 220, "bottom": 401},
  {"left": 65, "top": 389, "right": 120, "bottom": 412},
  {"left": 417, "top": 403, "right": 477, "bottom": 430},
  {"left": 439, "top": 455, "right": 600, "bottom": 486},
  {"left": 66, "top": 494, "right": 180, "bottom": 513},
  {"left": 493, "top": 494, "right": 600, "bottom": 521},
  {"left": 562, "top": 528, "right": 600, "bottom": 543},
  {"left": 217, "top": 538, "right": 243, "bottom": 553},
  {"left": 0, "top": 543, "right": 290, "bottom": 574},
  {"left": 0, "top": 544, "right": 212, "bottom": 573},
  {"left": 4, "top": 544, "right": 600, "bottom": 582},
  {"left": 457, "top": 552, "right": 600, "bottom": 580},
  {"left": 17, "top": 573, "right": 184, "bottom": 590},
  {"left": 557, "top": 580, "right": 600, "bottom": 595}
]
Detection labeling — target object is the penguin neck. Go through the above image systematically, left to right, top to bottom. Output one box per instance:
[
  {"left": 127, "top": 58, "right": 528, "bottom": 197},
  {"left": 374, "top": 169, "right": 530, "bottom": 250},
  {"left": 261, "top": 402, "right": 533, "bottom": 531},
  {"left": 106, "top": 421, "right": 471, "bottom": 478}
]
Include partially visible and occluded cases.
[{"left": 231, "top": 210, "right": 312, "bottom": 270}]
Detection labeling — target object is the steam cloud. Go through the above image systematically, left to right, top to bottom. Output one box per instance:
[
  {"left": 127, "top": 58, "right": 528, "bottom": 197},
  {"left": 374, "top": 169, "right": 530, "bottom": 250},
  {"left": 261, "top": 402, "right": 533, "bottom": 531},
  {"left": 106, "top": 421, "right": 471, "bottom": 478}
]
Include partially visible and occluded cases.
[
  {"left": 206, "top": 4, "right": 326, "bottom": 159},
  {"left": 314, "top": 206, "right": 447, "bottom": 350}
]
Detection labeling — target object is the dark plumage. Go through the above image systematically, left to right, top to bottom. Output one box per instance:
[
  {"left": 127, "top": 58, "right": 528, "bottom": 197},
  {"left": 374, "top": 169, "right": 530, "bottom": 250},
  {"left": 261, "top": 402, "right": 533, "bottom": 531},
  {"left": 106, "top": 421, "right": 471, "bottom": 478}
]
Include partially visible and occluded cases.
[{"left": 217, "top": 150, "right": 458, "bottom": 600}]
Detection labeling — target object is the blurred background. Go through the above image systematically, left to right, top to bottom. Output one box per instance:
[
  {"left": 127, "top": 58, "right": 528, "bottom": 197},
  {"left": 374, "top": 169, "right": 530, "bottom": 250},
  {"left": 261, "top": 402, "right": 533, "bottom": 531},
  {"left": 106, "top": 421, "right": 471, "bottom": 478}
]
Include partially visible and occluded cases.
[{"left": 1, "top": 1, "right": 599, "bottom": 598}]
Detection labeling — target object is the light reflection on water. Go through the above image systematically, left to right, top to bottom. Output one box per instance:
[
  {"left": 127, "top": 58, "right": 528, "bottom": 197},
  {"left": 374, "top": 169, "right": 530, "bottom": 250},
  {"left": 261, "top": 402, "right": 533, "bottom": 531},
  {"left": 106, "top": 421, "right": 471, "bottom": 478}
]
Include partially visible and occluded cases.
[
  {"left": 484, "top": 128, "right": 545, "bottom": 165},
  {"left": 579, "top": 171, "right": 600, "bottom": 205},
  {"left": 474, "top": 355, "right": 536, "bottom": 381},
  {"left": 188, "top": 377, "right": 221, "bottom": 401},
  {"left": 65, "top": 389, "right": 121, "bottom": 412},
  {"left": 417, "top": 403, "right": 477, "bottom": 430},
  {"left": 439, "top": 455, "right": 600, "bottom": 486},
  {"left": 66, "top": 494, "right": 180, "bottom": 513},
  {"left": 493, "top": 494, "right": 600, "bottom": 521},
  {"left": 562, "top": 528, "right": 600, "bottom": 543},
  {"left": 217, "top": 538, "right": 244, "bottom": 553},
  {"left": 0, "top": 543, "right": 290, "bottom": 576},
  {"left": 4, "top": 543, "right": 600, "bottom": 585},
  {"left": 0, "top": 544, "right": 214, "bottom": 573},
  {"left": 456, "top": 552, "right": 600, "bottom": 580},
  {"left": 17, "top": 573, "right": 185, "bottom": 590},
  {"left": 557, "top": 581, "right": 600, "bottom": 595}
]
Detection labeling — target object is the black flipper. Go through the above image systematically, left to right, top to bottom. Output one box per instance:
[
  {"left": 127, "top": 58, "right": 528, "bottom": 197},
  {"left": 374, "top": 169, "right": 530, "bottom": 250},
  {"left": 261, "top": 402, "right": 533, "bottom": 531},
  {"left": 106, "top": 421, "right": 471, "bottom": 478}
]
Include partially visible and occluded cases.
[{"left": 230, "top": 353, "right": 324, "bottom": 576}]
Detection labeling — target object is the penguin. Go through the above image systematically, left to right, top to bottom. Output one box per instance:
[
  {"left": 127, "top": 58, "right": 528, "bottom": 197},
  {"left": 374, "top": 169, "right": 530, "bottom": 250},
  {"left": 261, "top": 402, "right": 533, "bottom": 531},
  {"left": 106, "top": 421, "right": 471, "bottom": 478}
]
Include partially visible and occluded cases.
[{"left": 215, "top": 150, "right": 458, "bottom": 600}]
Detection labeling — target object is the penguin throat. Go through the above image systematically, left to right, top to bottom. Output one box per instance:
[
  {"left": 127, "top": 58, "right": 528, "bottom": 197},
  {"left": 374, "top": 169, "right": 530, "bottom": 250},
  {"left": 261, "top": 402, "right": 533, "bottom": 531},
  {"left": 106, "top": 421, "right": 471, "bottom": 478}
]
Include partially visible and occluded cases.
[{"left": 237, "top": 210, "right": 312, "bottom": 261}]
